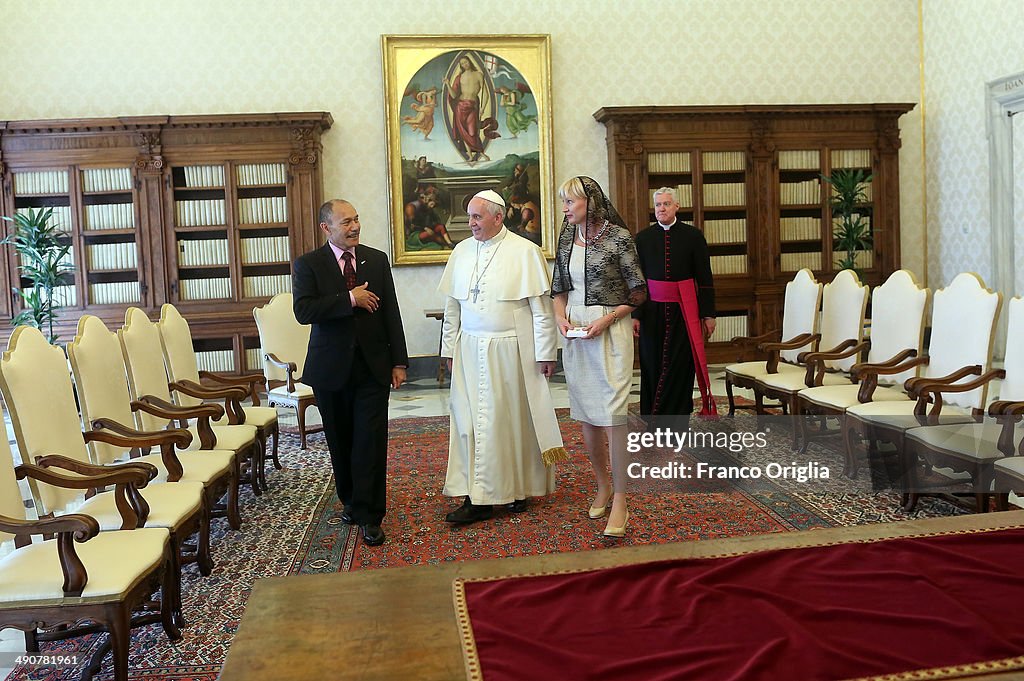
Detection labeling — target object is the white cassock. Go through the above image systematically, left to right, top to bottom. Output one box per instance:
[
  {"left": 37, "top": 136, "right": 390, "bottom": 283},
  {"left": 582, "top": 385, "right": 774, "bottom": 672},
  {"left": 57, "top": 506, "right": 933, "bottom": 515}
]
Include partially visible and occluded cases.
[{"left": 438, "top": 226, "right": 565, "bottom": 505}]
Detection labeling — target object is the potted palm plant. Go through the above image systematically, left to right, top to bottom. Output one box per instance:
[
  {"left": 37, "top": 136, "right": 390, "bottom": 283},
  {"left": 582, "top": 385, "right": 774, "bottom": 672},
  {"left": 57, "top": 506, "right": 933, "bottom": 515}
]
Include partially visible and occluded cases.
[
  {"left": 822, "top": 168, "right": 872, "bottom": 275},
  {"left": 1, "top": 207, "right": 74, "bottom": 343}
]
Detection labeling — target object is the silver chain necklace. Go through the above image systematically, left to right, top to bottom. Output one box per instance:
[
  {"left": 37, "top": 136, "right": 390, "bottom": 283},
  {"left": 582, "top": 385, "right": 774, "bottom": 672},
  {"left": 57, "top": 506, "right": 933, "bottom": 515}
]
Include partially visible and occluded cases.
[{"left": 469, "top": 238, "right": 504, "bottom": 303}]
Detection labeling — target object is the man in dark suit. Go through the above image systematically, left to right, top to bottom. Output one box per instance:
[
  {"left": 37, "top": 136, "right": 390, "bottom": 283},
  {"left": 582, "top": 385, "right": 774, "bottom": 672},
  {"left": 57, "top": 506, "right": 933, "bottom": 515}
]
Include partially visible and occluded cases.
[{"left": 293, "top": 199, "right": 408, "bottom": 546}]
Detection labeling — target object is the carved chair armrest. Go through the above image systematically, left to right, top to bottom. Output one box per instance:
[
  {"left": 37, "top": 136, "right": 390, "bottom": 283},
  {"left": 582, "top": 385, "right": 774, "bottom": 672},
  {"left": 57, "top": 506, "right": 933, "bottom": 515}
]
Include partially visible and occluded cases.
[
  {"left": 730, "top": 330, "right": 779, "bottom": 345},
  {"left": 759, "top": 333, "right": 819, "bottom": 353},
  {"left": 760, "top": 333, "right": 818, "bottom": 374},
  {"left": 800, "top": 339, "right": 865, "bottom": 387},
  {"left": 801, "top": 340, "right": 867, "bottom": 366},
  {"left": 265, "top": 352, "right": 300, "bottom": 392},
  {"left": 851, "top": 354, "right": 928, "bottom": 380},
  {"left": 853, "top": 354, "right": 929, "bottom": 404},
  {"left": 905, "top": 365, "right": 987, "bottom": 398},
  {"left": 909, "top": 368, "right": 993, "bottom": 419},
  {"left": 200, "top": 370, "right": 266, "bottom": 405},
  {"left": 171, "top": 379, "right": 247, "bottom": 425},
  {"left": 172, "top": 379, "right": 247, "bottom": 401},
  {"left": 133, "top": 395, "right": 224, "bottom": 420},
  {"left": 132, "top": 396, "right": 220, "bottom": 449},
  {"left": 989, "top": 400, "right": 1024, "bottom": 416},
  {"left": 86, "top": 421, "right": 192, "bottom": 483},
  {"left": 86, "top": 421, "right": 193, "bottom": 450},
  {"left": 32, "top": 454, "right": 157, "bottom": 483},
  {"left": 18, "top": 459, "right": 152, "bottom": 529},
  {"left": 0, "top": 511, "right": 99, "bottom": 594},
  {"left": 0, "top": 511, "right": 98, "bottom": 541}
]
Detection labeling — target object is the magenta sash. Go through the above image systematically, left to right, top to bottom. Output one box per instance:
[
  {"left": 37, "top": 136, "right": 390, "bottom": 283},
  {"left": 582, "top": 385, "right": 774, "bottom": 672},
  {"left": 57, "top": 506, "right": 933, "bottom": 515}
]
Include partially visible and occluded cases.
[{"left": 647, "top": 278, "right": 718, "bottom": 417}]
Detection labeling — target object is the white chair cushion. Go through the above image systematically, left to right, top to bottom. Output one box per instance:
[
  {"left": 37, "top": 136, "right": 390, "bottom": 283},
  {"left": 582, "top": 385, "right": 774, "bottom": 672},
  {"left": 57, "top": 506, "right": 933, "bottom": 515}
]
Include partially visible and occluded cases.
[
  {"left": 727, "top": 362, "right": 802, "bottom": 382},
  {"left": 758, "top": 370, "right": 851, "bottom": 393},
  {"left": 269, "top": 382, "right": 314, "bottom": 399},
  {"left": 799, "top": 384, "right": 910, "bottom": 410},
  {"left": 847, "top": 400, "right": 976, "bottom": 429},
  {"left": 212, "top": 405, "right": 278, "bottom": 429},
  {"left": 905, "top": 422, "right": 1024, "bottom": 462},
  {"left": 185, "top": 423, "right": 257, "bottom": 453},
  {"left": 127, "top": 450, "right": 235, "bottom": 485},
  {"left": 995, "top": 456, "right": 1024, "bottom": 480},
  {"left": 76, "top": 482, "right": 205, "bottom": 532},
  {"left": 0, "top": 527, "right": 168, "bottom": 603}
]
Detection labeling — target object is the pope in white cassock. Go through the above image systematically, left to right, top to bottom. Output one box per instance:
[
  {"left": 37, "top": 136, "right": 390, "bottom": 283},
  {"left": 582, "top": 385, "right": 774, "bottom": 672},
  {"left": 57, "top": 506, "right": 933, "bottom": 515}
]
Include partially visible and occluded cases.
[{"left": 438, "top": 189, "right": 567, "bottom": 525}]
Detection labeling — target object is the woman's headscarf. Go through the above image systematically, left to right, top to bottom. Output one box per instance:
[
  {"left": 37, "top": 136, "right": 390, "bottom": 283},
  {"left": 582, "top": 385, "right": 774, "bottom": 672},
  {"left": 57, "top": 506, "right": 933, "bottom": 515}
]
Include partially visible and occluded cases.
[{"left": 564, "top": 176, "right": 629, "bottom": 238}]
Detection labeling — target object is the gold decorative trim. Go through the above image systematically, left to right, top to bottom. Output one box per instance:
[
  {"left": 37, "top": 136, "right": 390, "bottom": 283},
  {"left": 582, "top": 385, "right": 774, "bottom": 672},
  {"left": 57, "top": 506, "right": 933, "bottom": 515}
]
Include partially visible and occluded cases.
[
  {"left": 541, "top": 446, "right": 568, "bottom": 466},
  {"left": 452, "top": 578, "right": 484, "bottom": 681},
  {"left": 844, "top": 655, "right": 1024, "bottom": 680}
]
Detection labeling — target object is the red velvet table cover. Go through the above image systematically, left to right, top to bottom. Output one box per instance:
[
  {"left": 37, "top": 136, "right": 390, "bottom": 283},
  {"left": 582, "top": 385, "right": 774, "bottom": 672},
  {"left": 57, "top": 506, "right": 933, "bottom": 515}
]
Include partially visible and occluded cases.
[{"left": 454, "top": 527, "right": 1024, "bottom": 681}]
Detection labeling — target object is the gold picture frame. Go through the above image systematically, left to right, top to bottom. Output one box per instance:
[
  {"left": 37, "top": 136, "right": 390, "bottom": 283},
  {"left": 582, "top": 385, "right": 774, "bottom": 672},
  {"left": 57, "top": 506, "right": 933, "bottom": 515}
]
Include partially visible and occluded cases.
[{"left": 381, "top": 34, "right": 554, "bottom": 265}]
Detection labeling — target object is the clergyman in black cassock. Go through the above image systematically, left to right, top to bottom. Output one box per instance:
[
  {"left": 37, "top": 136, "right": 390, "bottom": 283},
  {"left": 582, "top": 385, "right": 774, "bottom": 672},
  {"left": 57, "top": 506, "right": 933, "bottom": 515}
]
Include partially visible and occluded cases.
[{"left": 633, "top": 188, "right": 716, "bottom": 417}]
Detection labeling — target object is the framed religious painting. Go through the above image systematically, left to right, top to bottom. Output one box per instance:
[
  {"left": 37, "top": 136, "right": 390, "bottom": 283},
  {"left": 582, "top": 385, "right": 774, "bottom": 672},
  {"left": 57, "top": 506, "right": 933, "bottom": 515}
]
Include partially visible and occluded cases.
[{"left": 381, "top": 34, "right": 554, "bottom": 264}]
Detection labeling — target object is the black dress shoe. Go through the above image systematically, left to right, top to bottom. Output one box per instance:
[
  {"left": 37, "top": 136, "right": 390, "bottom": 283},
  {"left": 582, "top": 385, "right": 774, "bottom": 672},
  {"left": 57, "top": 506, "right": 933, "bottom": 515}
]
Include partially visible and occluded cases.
[
  {"left": 445, "top": 499, "right": 493, "bottom": 524},
  {"left": 506, "top": 499, "right": 529, "bottom": 513},
  {"left": 340, "top": 505, "right": 355, "bottom": 524},
  {"left": 361, "top": 524, "right": 385, "bottom": 546}
]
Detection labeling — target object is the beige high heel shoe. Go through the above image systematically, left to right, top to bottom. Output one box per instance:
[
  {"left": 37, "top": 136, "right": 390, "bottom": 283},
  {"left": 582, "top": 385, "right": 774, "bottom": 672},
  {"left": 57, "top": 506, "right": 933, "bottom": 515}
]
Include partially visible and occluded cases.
[
  {"left": 588, "top": 490, "right": 613, "bottom": 519},
  {"left": 603, "top": 510, "right": 629, "bottom": 538}
]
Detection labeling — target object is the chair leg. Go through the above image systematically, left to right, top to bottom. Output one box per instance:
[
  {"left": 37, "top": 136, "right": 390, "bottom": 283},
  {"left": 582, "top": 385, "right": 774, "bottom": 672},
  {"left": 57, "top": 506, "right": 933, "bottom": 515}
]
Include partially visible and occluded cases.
[
  {"left": 726, "top": 376, "right": 737, "bottom": 416},
  {"left": 789, "top": 396, "right": 800, "bottom": 450},
  {"left": 297, "top": 403, "right": 308, "bottom": 450},
  {"left": 843, "top": 419, "right": 859, "bottom": 479},
  {"left": 269, "top": 423, "right": 282, "bottom": 470},
  {"left": 256, "top": 432, "right": 269, "bottom": 492},
  {"left": 227, "top": 463, "right": 242, "bottom": 531},
  {"left": 996, "top": 492, "right": 1010, "bottom": 512},
  {"left": 197, "top": 503, "right": 213, "bottom": 577},
  {"left": 168, "top": 535, "right": 186, "bottom": 631},
  {"left": 161, "top": 555, "right": 183, "bottom": 642},
  {"left": 108, "top": 606, "right": 134, "bottom": 681},
  {"left": 24, "top": 629, "right": 38, "bottom": 653}
]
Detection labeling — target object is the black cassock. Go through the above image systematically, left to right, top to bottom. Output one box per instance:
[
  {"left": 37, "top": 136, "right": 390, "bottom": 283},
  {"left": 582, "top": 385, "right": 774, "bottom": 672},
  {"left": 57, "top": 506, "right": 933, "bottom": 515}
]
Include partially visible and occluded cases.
[{"left": 634, "top": 221, "right": 715, "bottom": 416}]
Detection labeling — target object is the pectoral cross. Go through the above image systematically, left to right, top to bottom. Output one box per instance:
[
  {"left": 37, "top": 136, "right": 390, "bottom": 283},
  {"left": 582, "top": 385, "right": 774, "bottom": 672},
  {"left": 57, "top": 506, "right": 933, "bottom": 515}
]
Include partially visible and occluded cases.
[{"left": 470, "top": 284, "right": 481, "bottom": 303}]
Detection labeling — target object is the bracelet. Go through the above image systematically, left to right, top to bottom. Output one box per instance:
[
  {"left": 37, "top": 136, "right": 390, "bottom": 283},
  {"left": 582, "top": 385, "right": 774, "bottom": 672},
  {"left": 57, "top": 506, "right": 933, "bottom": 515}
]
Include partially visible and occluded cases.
[{"left": 609, "top": 310, "right": 619, "bottom": 321}]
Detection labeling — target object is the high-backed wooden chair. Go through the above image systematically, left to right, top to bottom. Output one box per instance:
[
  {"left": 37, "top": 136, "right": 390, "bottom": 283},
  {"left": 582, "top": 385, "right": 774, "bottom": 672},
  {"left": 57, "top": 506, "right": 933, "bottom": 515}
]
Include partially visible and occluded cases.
[
  {"left": 724, "top": 269, "right": 822, "bottom": 415},
  {"left": 754, "top": 269, "right": 868, "bottom": 444},
  {"left": 795, "top": 269, "right": 931, "bottom": 468},
  {"left": 845, "top": 273, "right": 1002, "bottom": 506},
  {"left": 253, "top": 293, "right": 320, "bottom": 449},
  {"left": 902, "top": 296, "right": 1024, "bottom": 512},
  {"left": 158, "top": 304, "right": 279, "bottom": 488},
  {"left": 118, "top": 307, "right": 262, "bottom": 498},
  {"left": 68, "top": 314, "right": 240, "bottom": 542},
  {"left": 0, "top": 326, "right": 200, "bottom": 652},
  {"left": 0, "top": 418, "right": 180, "bottom": 681}
]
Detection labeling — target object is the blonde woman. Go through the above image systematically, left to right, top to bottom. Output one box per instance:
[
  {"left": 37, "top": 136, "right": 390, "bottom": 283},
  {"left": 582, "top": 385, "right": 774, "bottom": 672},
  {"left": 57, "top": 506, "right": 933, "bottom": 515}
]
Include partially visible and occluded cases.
[{"left": 551, "top": 176, "right": 647, "bottom": 537}]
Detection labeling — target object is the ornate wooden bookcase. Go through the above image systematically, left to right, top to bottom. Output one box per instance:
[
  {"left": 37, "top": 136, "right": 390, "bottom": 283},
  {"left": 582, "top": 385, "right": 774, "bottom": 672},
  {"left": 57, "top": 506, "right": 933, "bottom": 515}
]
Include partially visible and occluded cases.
[
  {"left": 594, "top": 104, "right": 914, "bottom": 363},
  {"left": 0, "top": 112, "right": 332, "bottom": 372}
]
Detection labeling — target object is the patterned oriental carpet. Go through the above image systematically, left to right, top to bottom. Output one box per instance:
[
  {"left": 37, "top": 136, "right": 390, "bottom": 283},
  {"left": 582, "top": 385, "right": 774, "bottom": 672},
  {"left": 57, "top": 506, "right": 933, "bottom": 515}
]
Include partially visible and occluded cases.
[{"left": 5, "top": 409, "right": 963, "bottom": 681}]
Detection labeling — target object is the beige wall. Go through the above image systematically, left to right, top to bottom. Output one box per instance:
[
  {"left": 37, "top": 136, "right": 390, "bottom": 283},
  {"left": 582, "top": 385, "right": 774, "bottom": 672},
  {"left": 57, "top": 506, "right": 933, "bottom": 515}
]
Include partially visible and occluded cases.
[
  {"left": 1, "top": 0, "right": 923, "bottom": 356},
  {"left": 922, "top": 0, "right": 1024, "bottom": 295}
]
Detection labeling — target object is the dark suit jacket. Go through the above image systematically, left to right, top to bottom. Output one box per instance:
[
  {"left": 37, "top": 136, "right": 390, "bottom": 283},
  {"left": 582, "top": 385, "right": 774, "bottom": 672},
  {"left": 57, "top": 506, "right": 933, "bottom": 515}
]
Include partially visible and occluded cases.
[{"left": 292, "top": 243, "right": 408, "bottom": 391}]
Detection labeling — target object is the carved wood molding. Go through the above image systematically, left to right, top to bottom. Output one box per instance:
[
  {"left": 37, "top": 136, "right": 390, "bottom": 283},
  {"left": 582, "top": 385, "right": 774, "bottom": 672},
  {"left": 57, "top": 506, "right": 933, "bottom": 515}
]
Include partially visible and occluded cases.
[
  {"left": 0, "top": 113, "right": 333, "bottom": 136},
  {"left": 289, "top": 126, "right": 320, "bottom": 167}
]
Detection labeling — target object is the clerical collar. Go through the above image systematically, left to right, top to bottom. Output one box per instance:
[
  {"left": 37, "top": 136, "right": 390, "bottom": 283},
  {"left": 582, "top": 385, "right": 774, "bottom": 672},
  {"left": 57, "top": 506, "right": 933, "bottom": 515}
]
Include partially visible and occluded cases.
[
  {"left": 658, "top": 219, "right": 677, "bottom": 230},
  {"left": 481, "top": 225, "right": 508, "bottom": 245}
]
